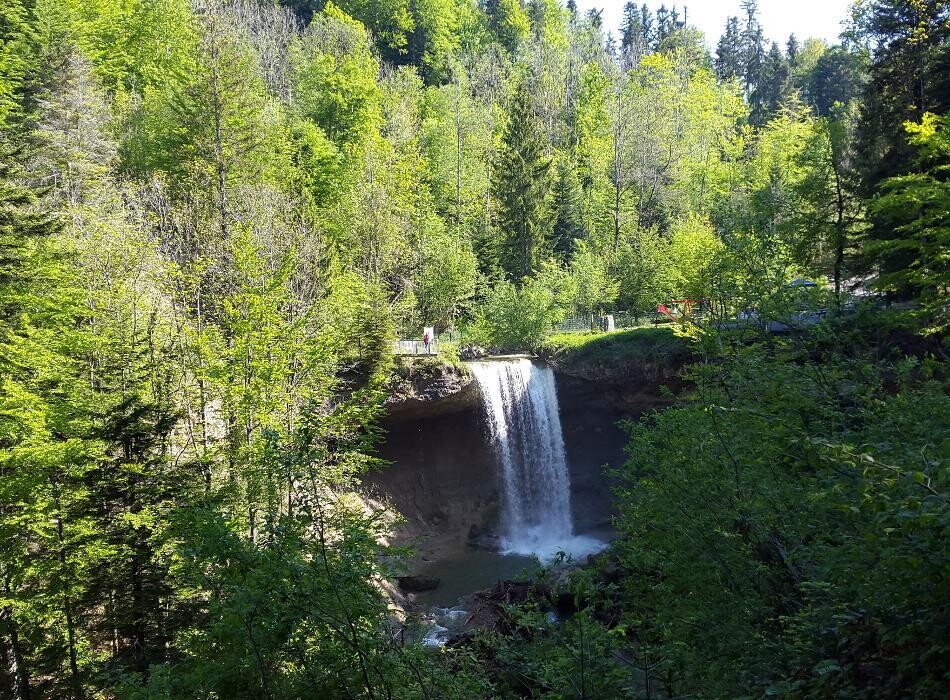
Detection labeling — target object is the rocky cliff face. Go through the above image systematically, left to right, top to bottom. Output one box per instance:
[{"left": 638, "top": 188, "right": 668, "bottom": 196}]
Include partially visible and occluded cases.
[
  {"left": 539, "top": 331, "right": 692, "bottom": 414},
  {"left": 367, "top": 350, "right": 690, "bottom": 558},
  {"left": 547, "top": 356, "right": 685, "bottom": 414},
  {"left": 385, "top": 360, "right": 478, "bottom": 422},
  {"left": 363, "top": 405, "right": 501, "bottom": 552}
]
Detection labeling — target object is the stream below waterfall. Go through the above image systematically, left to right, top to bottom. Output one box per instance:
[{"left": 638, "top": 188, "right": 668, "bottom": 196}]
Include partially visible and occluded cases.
[
  {"left": 369, "top": 356, "right": 626, "bottom": 613},
  {"left": 405, "top": 358, "right": 613, "bottom": 645}
]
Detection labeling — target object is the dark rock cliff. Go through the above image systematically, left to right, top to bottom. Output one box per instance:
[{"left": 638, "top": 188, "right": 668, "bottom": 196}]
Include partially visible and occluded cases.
[
  {"left": 367, "top": 347, "right": 692, "bottom": 555},
  {"left": 547, "top": 356, "right": 685, "bottom": 414},
  {"left": 385, "top": 360, "right": 478, "bottom": 422}
]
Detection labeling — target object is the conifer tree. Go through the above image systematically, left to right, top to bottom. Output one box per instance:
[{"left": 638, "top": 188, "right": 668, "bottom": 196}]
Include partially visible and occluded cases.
[
  {"left": 0, "top": 0, "right": 37, "bottom": 131},
  {"left": 485, "top": 0, "right": 530, "bottom": 53},
  {"left": 566, "top": 0, "right": 577, "bottom": 24},
  {"left": 740, "top": 0, "right": 766, "bottom": 124},
  {"left": 855, "top": 0, "right": 950, "bottom": 290},
  {"left": 620, "top": 2, "right": 646, "bottom": 66},
  {"left": 640, "top": 3, "right": 655, "bottom": 49},
  {"left": 655, "top": 5, "right": 671, "bottom": 47},
  {"left": 586, "top": 8, "right": 603, "bottom": 31},
  {"left": 715, "top": 17, "right": 743, "bottom": 82},
  {"left": 786, "top": 34, "right": 800, "bottom": 68},
  {"left": 758, "top": 41, "right": 791, "bottom": 118},
  {"left": 805, "top": 46, "right": 866, "bottom": 116},
  {"left": 493, "top": 79, "right": 552, "bottom": 281},
  {"left": 870, "top": 112, "right": 950, "bottom": 330},
  {"left": 0, "top": 142, "right": 102, "bottom": 700},
  {"left": 0, "top": 144, "right": 57, "bottom": 700},
  {"left": 551, "top": 155, "right": 585, "bottom": 260}
]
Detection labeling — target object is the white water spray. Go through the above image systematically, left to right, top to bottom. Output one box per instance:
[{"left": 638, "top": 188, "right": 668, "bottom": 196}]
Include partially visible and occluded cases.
[{"left": 469, "top": 359, "right": 605, "bottom": 561}]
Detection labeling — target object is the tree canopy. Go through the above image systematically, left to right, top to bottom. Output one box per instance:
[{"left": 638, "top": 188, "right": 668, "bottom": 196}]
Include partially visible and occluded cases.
[{"left": 0, "top": 0, "right": 947, "bottom": 697}]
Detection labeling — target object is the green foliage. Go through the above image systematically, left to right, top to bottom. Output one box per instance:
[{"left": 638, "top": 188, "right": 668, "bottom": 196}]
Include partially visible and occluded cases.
[
  {"left": 0, "top": 0, "right": 38, "bottom": 130},
  {"left": 1, "top": 0, "right": 947, "bottom": 696},
  {"left": 59, "top": 0, "right": 196, "bottom": 95},
  {"left": 332, "top": 0, "right": 414, "bottom": 62},
  {"left": 408, "top": 0, "right": 465, "bottom": 83},
  {"left": 486, "top": 0, "right": 530, "bottom": 53},
  {"left": 854, "top": 0, "right": 950, "bottom": 283},
  {"left": 292, "top": 2, "right": 382, "bottom": 149},
  {"left": 804, "top": 45, "right": 867, "bottom": 117},
  {"left": 420, "top": 77, "right": 491, "bottom": 230},
  {"left": 493, "top": 78, "right": 552, "bottom": 281},
  {"left": 870, "top": 112, "right": 950, "bottom": 333},
  {"left": 288, "top": 118, "right": 345, "bottom": 207},
  {"left": 0, "top": 143, "right": 56, "bottom": 322},
  {"left": 550, "top": 154, "right": 585, "bottom": 259},
  {"left": 666, "top": 215, "right": 722, "bottom": 300},
  {"left": 419, "top": 226, "right": 477, "bottom": 329},
  {"left": 614, "top": 227, "right": 672, "bottom": 316},
  {"left": 567, "top": 239, "right": 617, "bottom": 314},
  {"left": 471, "top": 262, "right": 573, "bottom": 349},
  {"left": 541, "top": 326, "right": 687, "bottom": 365},
  {"left": 613, "top": 327, "right": 949, "bottom": 697},
  {"left": 129, "top": 502, "right": 410, "bottom": 698},
  {"left": 482, "top": 578, "right": 634, "bottom": 697}
]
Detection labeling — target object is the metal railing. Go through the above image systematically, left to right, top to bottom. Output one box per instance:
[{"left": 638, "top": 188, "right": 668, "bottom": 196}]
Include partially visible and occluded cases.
[
  {"left": 554, "top": 311, "right": 663, "bottom": 333},
  {"left": 392, "top": 339, "right": 439, "bottom": 356}
]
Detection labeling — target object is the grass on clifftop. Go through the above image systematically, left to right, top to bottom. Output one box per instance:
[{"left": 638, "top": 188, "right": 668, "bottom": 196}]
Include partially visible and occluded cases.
[
  {"left": 540, "top": 327, "right": 689, "bottom": 365},
  {"left": 392, "top": 342, "right": 467, "bottom": 379}
]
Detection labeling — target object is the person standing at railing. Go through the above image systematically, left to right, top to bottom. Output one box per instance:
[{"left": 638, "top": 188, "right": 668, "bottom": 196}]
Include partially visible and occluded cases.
[{"left": 423, "top": 331, "right": 431, "bottom": 355}]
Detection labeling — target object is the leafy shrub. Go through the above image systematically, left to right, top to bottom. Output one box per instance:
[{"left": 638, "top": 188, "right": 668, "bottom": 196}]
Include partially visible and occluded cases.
[
  {"left": 470, "top": 263, "right": 574, "bottom": 349},
  {"left": 613, "top": 334, "right": 949, "bottom": 697}
]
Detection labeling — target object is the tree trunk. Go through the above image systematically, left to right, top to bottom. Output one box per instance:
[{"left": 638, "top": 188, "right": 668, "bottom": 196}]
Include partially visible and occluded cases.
[
  {"left": 208, "top": 21, "right": 229, "bottom": 241},
  {"left": 455, "top": 82, "right": 463, "bottom": 229},
  {"left": 613, "top": 91, "right": 623, "bottom": 253},
  {"left": 830, "top": 129, "right": 847, "bottom": 305},
  {"left": 56, "top": 518, "right": 82, "bottom": 698},
  {"left": 130, "top": 548, "right": 147, "bottom": 673},
  {"left": 0, "top": 600, "right": 31, "bottom": 700}
]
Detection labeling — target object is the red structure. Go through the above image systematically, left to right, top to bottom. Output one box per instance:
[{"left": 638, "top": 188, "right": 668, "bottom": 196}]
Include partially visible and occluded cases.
[{"left": 657, "top": 299, "right": 703, "bottom": 321}]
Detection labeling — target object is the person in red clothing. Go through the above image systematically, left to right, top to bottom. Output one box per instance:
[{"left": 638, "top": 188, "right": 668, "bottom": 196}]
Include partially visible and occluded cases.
[{"left": 423, "top": 331, "right": 431, "bottom": 354}]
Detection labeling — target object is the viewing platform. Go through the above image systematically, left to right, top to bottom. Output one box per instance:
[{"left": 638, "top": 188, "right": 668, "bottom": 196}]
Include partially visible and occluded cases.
[{"left": 392, "top": 339, "right": 440, "bottom": 356}]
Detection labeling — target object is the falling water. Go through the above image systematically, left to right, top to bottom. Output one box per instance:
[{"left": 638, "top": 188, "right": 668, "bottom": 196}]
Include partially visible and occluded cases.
[{"left": 469, "top": 359, "right": 605, "bottom": 561}]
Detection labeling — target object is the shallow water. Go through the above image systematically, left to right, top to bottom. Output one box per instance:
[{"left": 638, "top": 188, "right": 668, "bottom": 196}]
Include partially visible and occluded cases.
[
  {"left": 406, "top": 525, "right": 614, "bottom": 608},
  {"left": 500, "top": 529, "right": 609, "bottom": 562},
  {"left": 409, "top": 548, "right": 542, "bottom": 607}
]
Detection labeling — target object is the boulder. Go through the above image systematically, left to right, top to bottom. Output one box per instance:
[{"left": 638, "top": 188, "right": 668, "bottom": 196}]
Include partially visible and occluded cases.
[
  {"left": 459, "top": 345, "right": 488, "bottom": 360},
  {"left": 467, "top": 524, "right": 501, "bottom": 551},
  {"left": 396, "top": 575, "right": 441, "bottom": 593}
]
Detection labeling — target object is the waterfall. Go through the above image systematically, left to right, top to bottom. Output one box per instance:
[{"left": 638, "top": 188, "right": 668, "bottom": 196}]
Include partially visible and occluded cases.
[{"left": 469, "top": 359, "right": 603, "bottom": 561}]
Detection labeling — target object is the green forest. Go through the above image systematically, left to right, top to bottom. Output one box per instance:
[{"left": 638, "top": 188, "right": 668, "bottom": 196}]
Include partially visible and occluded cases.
[{"left": 0, "top": 0, "right": 947, "bottom": 696}]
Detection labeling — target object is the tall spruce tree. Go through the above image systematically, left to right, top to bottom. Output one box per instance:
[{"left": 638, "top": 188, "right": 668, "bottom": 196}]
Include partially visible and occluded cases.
[
  {"left": 740, "top": 0, "right": 767, "bottom": 124},
  {"left": 855, "top": 0, "right": 950, "bottom": 290},
  {"left": 620, "top": 2, "right": 647, "bottom": 66},
  {"left": 640, "top": 3, "right": 655, "bottom": 49},
  {"left": 655, "top": 4, "right": 672, "bottom": 48},
  {"left": 716, "top": 17, "right": 743, "bottom": 81},
  {"left": 786, "top": 33, "right": 800, "bottom": 68},
  {"left": 758, "top": 41, "right": 791, "bottom": 118},
  {"left": 805, "top": 46, "right": 867, "bottom": 116},
  {"left": 493, "top": 79, "right": 552, "bottom": 281},
  {"left": 0, "top": 140, "right": 57, "bottom": 700},
  {"left": 551, "top": 156, "right": 584, "bottom": 260}
]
